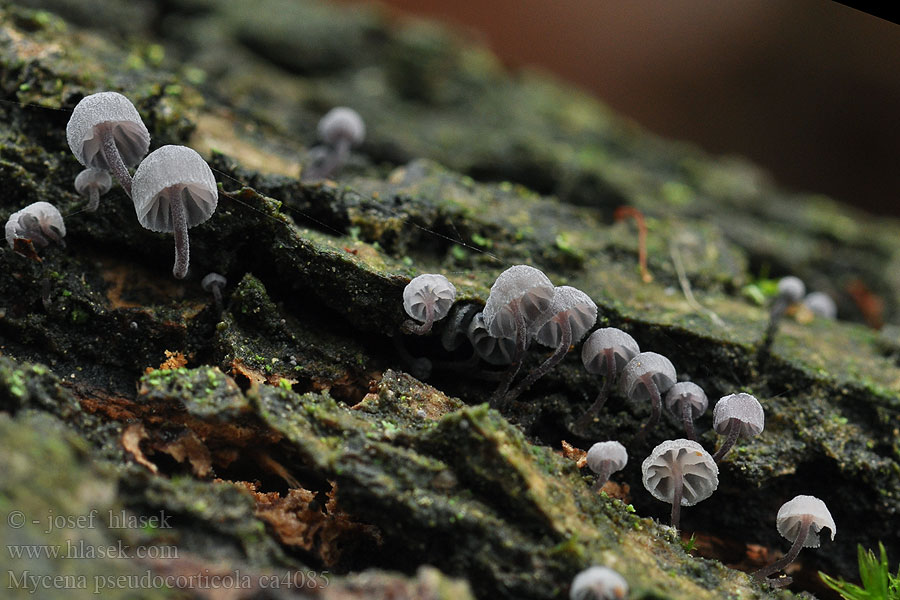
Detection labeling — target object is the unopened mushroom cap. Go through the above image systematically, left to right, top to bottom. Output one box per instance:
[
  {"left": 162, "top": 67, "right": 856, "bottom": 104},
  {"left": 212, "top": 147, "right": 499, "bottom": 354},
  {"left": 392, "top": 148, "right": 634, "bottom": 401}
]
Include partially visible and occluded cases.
[
  {"left": 66, "top": 91, "right": 150, "bottom": 168},
  {"left": 318, "top": 107, "right": 365, "bottom": 147},
  {"left": 132, "top": 145, "right": 218, "bottom": 233},
  {"left": 74, "top": 168, "right": 112, "bottom": 196},
  {"left": 5, "top": 201, "right": 66, "bottom": 248},
  {"left": 482, "top": 265, "right": 554, "bottom": 338},
  {"left": 201, "top": 272, "right": 227, "bottom": 292},
  {"left": 402, "top": 273, "right": 456, "bottom": 323},
  {"left": 777, "top": 276, "right": 806, "bottom": 302},
  {"left": 532, "top": 285, "right": 598, "bottom": 347},
  {"left": 803, "top": 292, "right": 837, "bottom": 319},
  {"left": 467, "top": 312, "right": 515, "bottom": 365},
  {"left": 581, "top": 327, "right": 640, "bottom": 376},
  {"left": 621, "top": 352, "right": 677, "bottom": 402},
  {"left": 664, "top": 382, "right": 708, "bottom": 419},
  {"left": 712, "top": 393, "right": 764, "bottom": 437},
  {"left": 642, "top": 439, "right": 718, "bottom": 506},
  {"left": 586, "top": 441, "right": 628, "bottom": 475},
  {"left": 776, "top": 495, "right": 836, "bottom": 548},
  {"left": 569, "top": 566, "right": 628, "bottom": 600}
]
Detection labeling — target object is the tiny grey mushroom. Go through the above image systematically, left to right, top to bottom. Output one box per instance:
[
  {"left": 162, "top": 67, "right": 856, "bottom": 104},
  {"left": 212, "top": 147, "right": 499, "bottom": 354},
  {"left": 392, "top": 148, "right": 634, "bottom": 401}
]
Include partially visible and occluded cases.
[
  {"left": 66, "top": 91, "right": 150, "bottom": 197},
  {"left": 304, "top": 107, "right": 366, "bottom": 181},
  {"left": 131, "top": 145, "right": 218, "bottom": 279},
  {"left": 74, "top": 168, "right": 112, "bottom": 212},
  {"left": 5, "top": 202, "right": 66, "bottom": 252},
  {"left": 201, "top": 272, "right": 227, "bottom": 314},
  {"left": 402, "top": 273, "right": 456, "bottom": 335},
  {"left": 763, "top": 276, "right": 807, "bottom": 354},
  {"left": 777, "top": 276, "right": 806, "bottom": 302},
  {"left": 803, "top": 292, "right": 837, "bottom": 319},
  {"left": 467, "top": 312, "right": 515, "bottom": 365},
  {"left": 576, "top": 327, "right": 640, "bottom": 430},
  {"left": 621, "top": 352, "right": 677, "bottom": 439},
  {"left": 664, "top": 381, "right": 708, "bottom": 441},
  {"left": 711, "top": 392, "right": 764, "bottom": 461},
  {"left": 641, "top": 438, "right": 718, "bottom": 530},
  {"left": 586, "top": 441, "right": 627, "bottom": 492},
  {"left": 753, "top": 495, "right": 836, "bottom": 587},
  {"left": 569, "top": 566, "right": 629, "bottom": 600}
]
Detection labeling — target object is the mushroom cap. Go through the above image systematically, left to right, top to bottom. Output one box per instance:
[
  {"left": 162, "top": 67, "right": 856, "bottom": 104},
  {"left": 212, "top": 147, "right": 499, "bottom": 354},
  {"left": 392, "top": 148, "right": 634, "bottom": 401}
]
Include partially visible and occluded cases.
[
  {"left": 66, "top": 91, "right": 150, "bottom": 168},
  {"left": 318, "top": 107, "right": 365, "bottom": 147},
  {"left": 131, "top": 145, "right": 218, "bottom": 233},
  {"left": 74, "top": 168, "right": 113, "bottom": 196},
  {"left": 5, "top": 202, "right": 66, "bottom": 248},
  {"left": 482, "top": 265, "right": 555, "bottom": 339},
  {"left": 201, "top": 272, "right": 227, "bottom": 292},
  {"left": 402, "top": 273, "right": 457, "bottom": 324},
  {"left": 777, "top": 276, "right": 806, "bottom": 302},
  {"left": 531, "top": 286, "right": 598, "bottom": 347},
  {"left": 803, "top": 292, "right": 837, "bottom": 319},
  {"left": 467, "top": 312, "right": 515, "bottom": 365},
  {"left": 581, "top": 327, "right": 640, "bottom": 376},
  {"left": 621, "top": 352, "right": 677, "bottom": 402},
  {"left": 664, "top": 382, "right": 708, "bottom": 419},
  {"left": 712, "top": 393, "right": 764, "bottom": 437},
  {"left": 642, "top": 439, "right": 718, "bottom": 507},
  {"left": 586, "top": 441, "right": 628, "bottom": 475},
  {"left": 776, "top": 495, "right": 836, "bottom": 548},
  {"left": 569, "top": 566, "right": 628, "bottom": 600}
]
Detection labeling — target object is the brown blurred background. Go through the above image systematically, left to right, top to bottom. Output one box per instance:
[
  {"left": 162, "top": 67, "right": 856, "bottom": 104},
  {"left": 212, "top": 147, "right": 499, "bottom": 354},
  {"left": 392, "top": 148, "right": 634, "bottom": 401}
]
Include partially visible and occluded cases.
[{"left": 351, "top": 0, "right": 898, "bottom": 217}]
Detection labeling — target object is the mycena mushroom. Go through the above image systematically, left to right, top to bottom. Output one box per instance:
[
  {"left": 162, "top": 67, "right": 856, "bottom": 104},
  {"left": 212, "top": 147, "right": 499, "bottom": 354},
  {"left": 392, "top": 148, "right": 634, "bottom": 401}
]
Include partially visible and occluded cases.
[
  {"left": 304, "top": 107, "right": 365, "bottom": 181},
  {"left": 131, "top": 145, "right": 218, "bottom": 279},
  {"left": 74, "top": 168, "right": 112, "bottom": 212},
  {"left": 5, "top": 202, "right": 66, "bottom": 254},
  {"left": 402, "top": 273, "right": 456, "bottom": 335},
  {"left": 575, "top": 327, "right": 640, "bottom": 432},
  {"left": 621, "top": 352, "right": 677, "bottom": 440},
  {"left": 664, "top": 382, "right": 707, "bottom": 441},
  {"left": 711, "top": 392, "right": 764, "bottom": 462},
  {"left": 641, "top": 439, "right": 718, "bottom": 530}
]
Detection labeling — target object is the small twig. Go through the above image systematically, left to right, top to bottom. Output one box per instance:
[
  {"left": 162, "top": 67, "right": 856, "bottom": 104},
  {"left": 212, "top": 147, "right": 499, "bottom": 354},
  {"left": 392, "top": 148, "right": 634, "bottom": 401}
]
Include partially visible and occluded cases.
[
  {"left": 614, "top": 206, "right": 652, "bottom": 283},
  {"left": 669, "top": 237, "right": 727, "bottom": 329}
]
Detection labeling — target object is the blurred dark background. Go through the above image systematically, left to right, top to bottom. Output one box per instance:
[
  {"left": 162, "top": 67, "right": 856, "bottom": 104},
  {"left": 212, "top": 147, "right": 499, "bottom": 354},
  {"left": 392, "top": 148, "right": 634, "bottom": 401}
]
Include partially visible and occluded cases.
[{"left": 358, "top": 0, "right": 898, "bottom": 217}]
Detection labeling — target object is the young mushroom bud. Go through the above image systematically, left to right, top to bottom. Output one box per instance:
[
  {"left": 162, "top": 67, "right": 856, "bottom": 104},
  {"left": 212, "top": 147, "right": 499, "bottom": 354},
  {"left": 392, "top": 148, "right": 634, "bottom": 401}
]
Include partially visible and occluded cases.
[
  {"left": 66, "top": 91, "right": 150, "bottom": 198},
  {"left": 304, "top": 107, "right": 366, "bottom": 181},
  {"left": 131, "top": 145, "right": 218, "bottom": 279},
  {"left": 74, "top": 168, "right": 112, "bottom": 212},
  {"left": 6, "top": 202, "right": 66, "bottom": 253},
  {"left": 201, "top": 272, "right": 227, "bottom": 315},
  {"left": 402, "top": 273, "right": 456, "bottom": 335},
  {"left": 802, "top": 291, "right": 837, "bottom": 320},
  {"left": 576, "top": 327, "right": 640, "bottom": 431},
  {"left": 621, "top": 352, "right": 677, "bottom": 440},
  {"left": 664, "top": 382, "right": 708, "bottom": 441},
  {"left": 711, "top": 392, "right": 764, "bottom": 462},
  {"left": 641, "top": 439, "right": 718, "bottom": 530},
  {"left": 586, "top": 441, "right": 627, "bottom": 492},
  {"left": 753, "top": 495, "right": 836, "bottom": 587},
  {"left": 569, "top": 566, "right": 629, "bottom": 600}
]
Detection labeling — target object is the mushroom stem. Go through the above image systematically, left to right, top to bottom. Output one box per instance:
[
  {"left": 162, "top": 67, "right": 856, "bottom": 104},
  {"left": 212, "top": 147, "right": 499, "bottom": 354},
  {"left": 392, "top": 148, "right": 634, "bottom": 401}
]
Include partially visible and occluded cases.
[
  {"left": 100, "top": 125, "right": 133, "bottom": 198},
  {"left": 86, "top": 187, "right": 100, "bottom": 212},
  {"left": 169, "top": 189, "right": 190, "bottom": 279},
  {"left": 210, "top": 284, "right": 223, "bottom": 314},
  {"left": 403, "top": 301, "right": 436, "bottom": 335},
  {"left": 490, "top": 303, "right": 528, "bottom": 409},
  {"left": 505, "top": 317, "right": 573, "bottom": 404},
  {"left": 575, "top": 352, "right": 616, "bottom": 432},
  {"left": 635, "top": 381, "right": 663, "bottom": 442},
  {"left": 681, "top": 400, "right": 697, "bottom": 440},
  {"left": 712, "top": 418, "right": 742, "bottom": 461},
  {"left": 670, "top": 457, "right": 684, "bottom": 529},
  {"left": 590, "top": 461, "right": 615, "bottom": 493},
  {"left": 752, "top": 515, "right": 812, "bottom": 586}
]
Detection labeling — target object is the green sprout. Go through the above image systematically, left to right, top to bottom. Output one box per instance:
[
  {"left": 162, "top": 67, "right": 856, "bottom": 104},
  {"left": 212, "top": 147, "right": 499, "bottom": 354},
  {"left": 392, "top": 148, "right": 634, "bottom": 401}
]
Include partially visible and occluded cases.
[{"left": 820, "top": 543, "right": 900, "bottom": 600}]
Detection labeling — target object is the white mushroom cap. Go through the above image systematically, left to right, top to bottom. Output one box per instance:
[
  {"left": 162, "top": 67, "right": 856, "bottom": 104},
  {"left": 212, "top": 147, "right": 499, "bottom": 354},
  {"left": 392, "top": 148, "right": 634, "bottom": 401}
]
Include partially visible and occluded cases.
[
  {"left": 66, "top": 91, "right": 150, "bottom": 168},
  {"left": 318, "top": 107, "right": 365, "bottom": 147},
  {"left": 131, "top": 145, "right": 218, "bottom": 232},
  {"left": 74, "top": 168, "right": 112, "bottom": 196},
  {"left": 5, "top": 201, "right": 66, "bottom": 248},
  {"left": 482, "top": 265, "right": 555, "bottom": 338},
  {"left": 201, "top": 272, "right": 227, "bottom": 292},
  {"left": 402, "top": 273, "right": 456, "bottom": 323},
  {"left": 777, "top": 276, "right": 806, "bottom": 302},
  {"left": 531, "top": 285, "right": 598, "bottom": 347},
  {"left": 803, "top": 292, "right": 837, "bottom": 319},
  {"left": 467, "top": 312, "right": 515, "bottom": 365},
  {"left": 581, "top": 327, "right": 640, "bottom": 375},
  {"left": 621, "top": 352, "right": 677, "bottom": 402},
  {"left": 665, "top": 382, "right": 708, "bottom": 419},
  {"left": 712, "top": 393, "right": 765, "bottom": 437},
  {"left": 642, "top": 439, "right": 718, "bottom": 506},
  {"left": 586, "top": 441, "right": 627, "bottom": 475},
  {"left": 776, "top": 495, "right": 836, "bottom": 548},
  {"left": 569, "top": 566, "right": 628, "bottom": 600}
]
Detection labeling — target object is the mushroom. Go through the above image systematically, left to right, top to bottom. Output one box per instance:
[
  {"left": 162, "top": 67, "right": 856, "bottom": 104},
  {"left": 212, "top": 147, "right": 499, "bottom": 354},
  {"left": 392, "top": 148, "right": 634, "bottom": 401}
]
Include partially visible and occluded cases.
[
  {"left": 66, "top": 91, "right": 150, "bottom": 198},
  {"left": 304, "top": 107, "right": 366, "bottom": 181},
  {"left": 131, "top": 145, "right": 218, "bottom": 279},
  {"left": 74, "top": 168, "right": 112, "bottom": 212},
  {"left": 5, "top": 202, "right": 66, "bottom": 253},
  {"left": 201, "top": 272, "right": 227, "bottom": 315},
  {"left": 402, "top": 273, "right": 457, "bottom": 335},
  {"left": 761, "top": 275, "right": 806, "bottom": 353},
  {"left": 504, "top": 285, "right": 597, "bottom": 403},
  {"left": 803, "top": 291, "right": 837, "bottom": 320},
  {"left": 467, "top": 312, "right": 515, "bottom": 365},
  {"left": 575, "top": 327, "right": 640, "bottom": 431},
  {"left": 621, "top": 352, "right": 677, "bottom": 440},
  {"left": 664, "top": 382, "right": 708, "bottom": 441},
  {"left": 711, "top": 392, "right": 764, "bottom": 462},
  {"left": 641, "top": 438, "right": 718, "bottom": 530},
  {"left": 586, "top": 441, "right": 627, "bottom": 492},
  {"left": 753, "top": 495, "right": 836, "bottom": 587},
  {"left": 569, "top": 566, "right": 629, "bottom": 600}
]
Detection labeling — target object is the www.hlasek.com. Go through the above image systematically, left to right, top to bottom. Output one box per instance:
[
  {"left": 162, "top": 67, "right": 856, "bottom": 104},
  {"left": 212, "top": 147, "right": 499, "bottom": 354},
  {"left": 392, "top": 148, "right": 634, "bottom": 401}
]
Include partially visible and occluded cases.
[
  {"left": 7, "top": 540, "right": 178, "bottom": 561},
  {"left": 7, "top": 570, "right": 331, "bottom": 595}
]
